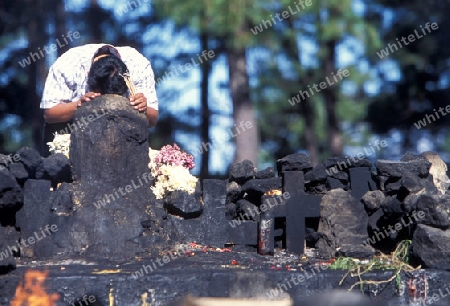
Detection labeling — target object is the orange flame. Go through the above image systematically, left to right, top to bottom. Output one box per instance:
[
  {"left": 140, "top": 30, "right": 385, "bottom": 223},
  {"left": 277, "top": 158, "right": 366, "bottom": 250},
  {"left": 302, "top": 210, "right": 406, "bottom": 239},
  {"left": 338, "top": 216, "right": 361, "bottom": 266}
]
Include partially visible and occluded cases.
[
  {"left": 264, "top": 189, "right": 282, "bottom": 196},
  {"left": 10, "top": 270, "right": 60, "bottom": 306}
]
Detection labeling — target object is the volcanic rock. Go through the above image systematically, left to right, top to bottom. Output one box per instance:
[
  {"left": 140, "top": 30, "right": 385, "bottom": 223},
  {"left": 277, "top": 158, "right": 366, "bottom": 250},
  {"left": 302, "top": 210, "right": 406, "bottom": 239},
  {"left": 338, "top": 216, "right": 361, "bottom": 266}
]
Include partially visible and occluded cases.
[
  {"left": 61, "top": 94, "right": 178, "bottom": 260},
  {"left": 16, "top": 146, "right": 42, "bottom": 179},
  {"left": 421, "top": 151, "right": 450, "bottom": 195},
  {"left": 400, "top": 152, "right": 427, "bottom": 162},
  {"left": 36, "top": 153, "right": 72, "bottom": 186},
  {"left": 276, "top": 153, "right": 312, "bottom": 175},
  {"left": 0, "top": 154, "right": 16, "bottom": 169},
  {"left": 323, "top": 156, "right": 372, "bottom": 169},
  {"left": 376, "top": 159, "right": 431, "bottom": 178},
  {"left": 229, "top": 160, "right": 255, "bottom": 185},
  {"left": 8, "top": 162, "right": 28, "bottom": 185},
  {"left": 304, "top": 164, "right": 328, "bottom": 183},
  {"left": 255, "top": 167, "right": 275, "bottom": 179},
  {"left": 349, "top": 167, "right": 374, "bottom": 201},
  {"left": 0, "top": 169, "right": 23, "bottom": 210},
  {"left": 328, "top": 169, "right": 349, "bottom": 181},
  {"left": 399, "top": 172, "right": 423, "bottom": 193},
  {"left": 241, "top": 177, "right": 282, "bottom": 198},
  {"left": 326, "top": 177, "right": 347, "bottom": 190},
  {"left": 384, "top": 177, "right": 402, "bottom": 192},
  {"left": 16, "top": 179, "right": 54, "bottom": 258},
  {"left": 201, "top": 179, "right": 228, "bottom": 246},
  {"left": 226, "top": 181, "right": 242, "bottom": 203},
  {"left": 307, "top": 184, "right": 328, "bottom": 194},
  {"left": 165, "top": 189, "right": 203, "bottom": 219},
  {"left": 316, "top": 189, "right": 374, "bottom": 259},
  {"left": 362, "top": 190, "right": 385, "bottom": 213},
  {"left": 415, "top": 194, "right": 450, "bottom": 229},
  {"left": 381, "top": 196, "right": 404, "bottom": 218},
  {"left": 236, "top": 199, "right": 259, "bottom": 220},
  {"left": 225, "top": 202, "right": 237, "bottom": 220},
  {"left": 368, "top": 208, "right": 384, "bottom": 232},
  {"left": 412, "top": 224, "right": 450, "bottom": 269},
  {"left": 0, "top": 226, "right": 19, "bottom": 274},
  {"left": 337, "top": 244, "right": 378, "bottom": 258}
]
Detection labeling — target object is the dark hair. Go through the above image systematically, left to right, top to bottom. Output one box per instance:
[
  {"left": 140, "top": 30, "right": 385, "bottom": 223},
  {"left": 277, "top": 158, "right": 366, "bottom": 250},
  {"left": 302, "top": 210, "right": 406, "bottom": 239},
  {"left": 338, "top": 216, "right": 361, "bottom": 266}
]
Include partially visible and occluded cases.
[
  {"left": 92, "top": 45, "right": 121, "bottom": 61},
  {"left": 87, "top": 56, "right": 129, "bottom": 95}
]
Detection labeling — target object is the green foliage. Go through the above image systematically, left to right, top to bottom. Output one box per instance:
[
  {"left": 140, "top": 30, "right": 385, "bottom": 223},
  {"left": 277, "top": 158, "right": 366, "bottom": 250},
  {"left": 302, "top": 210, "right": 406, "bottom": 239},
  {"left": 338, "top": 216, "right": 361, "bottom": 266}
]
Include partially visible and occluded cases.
[
  {"left": 2, "top": 0, "right": 449, "bottom": 171},
  {"left": 152, "top": 0, "right": 279, "bottom": 49},
  {"left": 255, "top": 0, "right": 384, "bottom": 160},
  {"left": 365, "top": 0, "right": 450, "bottom": 151},
  {"left": 330, "top": 240, "right": 417, "bottom": 292}
]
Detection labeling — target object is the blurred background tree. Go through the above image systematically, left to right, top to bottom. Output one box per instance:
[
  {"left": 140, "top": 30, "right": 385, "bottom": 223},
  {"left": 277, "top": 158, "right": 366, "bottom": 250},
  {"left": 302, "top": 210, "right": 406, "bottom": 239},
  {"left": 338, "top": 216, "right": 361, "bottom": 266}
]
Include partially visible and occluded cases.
[
  {"left": 1, "top": 0, "right": 449, "bottom": 179},
  {"left": 366, "top": 0, "right": 450, "bottom": 155}
]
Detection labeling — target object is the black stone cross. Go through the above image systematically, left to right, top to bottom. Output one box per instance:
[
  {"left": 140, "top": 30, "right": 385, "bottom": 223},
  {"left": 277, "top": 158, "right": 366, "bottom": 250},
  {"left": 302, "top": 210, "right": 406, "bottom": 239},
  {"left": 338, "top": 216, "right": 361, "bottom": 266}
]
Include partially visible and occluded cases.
[
  {"left": 349, "top": 167, "right": 375, "bottom": 201},
  {"left": 258, "top": 171, "right": 321, "bottom": 255},
  {"left": 283, "top": 171, "right": 321, "bottom": 255}
]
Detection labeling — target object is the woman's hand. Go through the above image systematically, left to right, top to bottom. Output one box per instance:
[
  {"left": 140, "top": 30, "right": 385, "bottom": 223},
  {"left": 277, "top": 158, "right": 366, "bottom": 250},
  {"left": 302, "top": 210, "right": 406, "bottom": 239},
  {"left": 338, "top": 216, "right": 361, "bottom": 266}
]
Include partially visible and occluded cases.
[
  {"left": 77, "top": 92, "right": 101, "bottom": 107},
  {"left": 130, "top": 93, "right": 147, "bottom": 112}
]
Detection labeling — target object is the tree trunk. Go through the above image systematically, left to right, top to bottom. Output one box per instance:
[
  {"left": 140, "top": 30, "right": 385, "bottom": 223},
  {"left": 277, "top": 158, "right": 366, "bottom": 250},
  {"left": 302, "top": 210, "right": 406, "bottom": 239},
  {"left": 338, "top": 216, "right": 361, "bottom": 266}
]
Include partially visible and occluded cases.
[
  {"left": 26, "top": 0, "right": 44, "bottom": 153},
  {"left": 55, "top": 0, "right": 69, "bottom": 57},
  {"left": 88, "top": 0, "right": 102, "bottom": 42},
  {"left": 285, "top": 18, "right": 319, "bottom": 165},
  {"left": 199, "top": 33, "right": 211, "bottom": 179},
  {"left": 323, "top": 39, "right": 343, "bottom": 156},
  {"left": 227, "top": 48, "right": 258, "bottom": 165},
  {"left": 300, "top": 95, "right": 320, "bottom": 165}
]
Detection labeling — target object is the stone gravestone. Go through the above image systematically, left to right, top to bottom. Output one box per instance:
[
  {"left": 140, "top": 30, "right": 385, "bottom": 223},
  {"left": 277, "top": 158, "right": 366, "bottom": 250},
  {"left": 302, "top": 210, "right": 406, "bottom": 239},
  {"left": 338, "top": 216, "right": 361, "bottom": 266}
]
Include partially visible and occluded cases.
[{"left": 58, "top": 94, "right": 177, "bottom": 260}]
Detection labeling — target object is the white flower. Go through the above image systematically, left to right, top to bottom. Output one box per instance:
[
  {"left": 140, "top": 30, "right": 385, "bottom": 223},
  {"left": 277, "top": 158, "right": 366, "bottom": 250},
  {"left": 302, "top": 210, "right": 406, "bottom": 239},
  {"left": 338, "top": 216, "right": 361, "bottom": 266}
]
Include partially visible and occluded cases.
[
  {"left": 47, "top": 133, "right": 71, "bottom": 158},
  {"left": 47, "top": 135, "right": 198, "bottom": 200},
  {"left": 149, "top": 151, "right": 198, "bottom": 200}
]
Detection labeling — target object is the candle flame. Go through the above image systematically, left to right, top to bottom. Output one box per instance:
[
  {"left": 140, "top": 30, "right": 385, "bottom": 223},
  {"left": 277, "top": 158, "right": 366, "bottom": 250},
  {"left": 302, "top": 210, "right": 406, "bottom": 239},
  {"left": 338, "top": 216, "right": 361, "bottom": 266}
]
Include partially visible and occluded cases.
[{"left": 11, "top": 270, "right": 59, "bottom": 306}]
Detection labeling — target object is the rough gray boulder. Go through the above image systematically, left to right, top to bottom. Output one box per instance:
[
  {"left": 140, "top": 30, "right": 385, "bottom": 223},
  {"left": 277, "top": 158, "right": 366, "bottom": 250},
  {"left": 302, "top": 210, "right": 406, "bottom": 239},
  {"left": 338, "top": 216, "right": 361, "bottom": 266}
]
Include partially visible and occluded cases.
[
  {"left": 61, "top": 94, "right": 179, "bottom": 260},
  {"left": 16, "top": 146, "right": 42, "bottom": 179},
  {"left": 421, "top": 151, "right": 450, "bottom": 195},
  {"left": 36, "top": 153, "right": 72, "bottom": 186},
  {"left": 276, "top": 153, "right": 312, "bottom": 175},
  {"left": 323, "top": 156, "right": 372, "bottom": 169},
  {"left": 229, "top": 159, "right": 255, "bottom": 185},
  {"left": 376, "top": 159, "right": 431, "bottom": 178},
  {"left": 8, "top": 162, "right": 28, "bottom": 185},
  {"left": 304, "top": 164, "right": 328, "bottom": 183},
  {"left": 255, "top": 167, "right": 275, "bottom": 179},
  {"left": 0, "top": 169, "right": 23, "bottom": 210},
  {"left": 241, "top": 177, "right": 282, "bottom": 198},
  {"left": 326, "top": 177, "right": 347, "bottom": 190},
  {"left": 16, "top": 179, "right": 58, "bottom": 258},
  {"left": 226, "top": 181, "right": 242, "bottom": 203},
  {"left": 165, "top": 188, "right": 203, "bottom": 219},
  {"left": 316, "top": 188, "right": 375, "bottom": 259},
  {"left": 362, "top": 190, "right": 385, "bottom": 213},
  {"left": 415, "top": 194, "right": 450, "bottom": 229},
  {"left": 236, "top": 199, "right": 259, "bottom": 220},
  {"left": 412, "top": 224, "right": 450, "bottom": 269},
  {"left": 0, "top": 226, "right": 19, "bottom": 274}
]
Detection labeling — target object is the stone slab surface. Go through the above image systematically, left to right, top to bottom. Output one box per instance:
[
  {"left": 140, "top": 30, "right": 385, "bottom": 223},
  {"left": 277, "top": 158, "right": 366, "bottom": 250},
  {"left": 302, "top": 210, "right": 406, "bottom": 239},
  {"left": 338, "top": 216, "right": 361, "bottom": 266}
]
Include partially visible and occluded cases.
[{"left": 1, "top": 250, "right": 449, "bottom": 306}]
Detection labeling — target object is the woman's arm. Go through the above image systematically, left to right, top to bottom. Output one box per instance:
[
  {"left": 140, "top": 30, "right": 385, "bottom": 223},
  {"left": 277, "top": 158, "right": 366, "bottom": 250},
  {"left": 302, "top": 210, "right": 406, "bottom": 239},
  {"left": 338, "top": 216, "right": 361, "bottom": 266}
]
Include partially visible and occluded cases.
[{"left": 43, "top": 92, "right": 101, "bottom": 123}]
